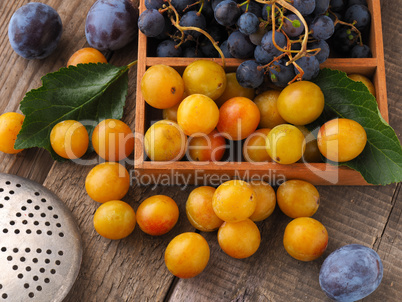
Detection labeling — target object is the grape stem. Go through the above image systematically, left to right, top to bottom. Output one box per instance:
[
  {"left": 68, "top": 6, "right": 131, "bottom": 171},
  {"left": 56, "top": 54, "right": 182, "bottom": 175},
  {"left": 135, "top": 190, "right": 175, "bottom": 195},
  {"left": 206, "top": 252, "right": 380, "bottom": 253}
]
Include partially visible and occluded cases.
[
  {"left": 165, "top": 0, "right": 226, "bottom": 67},
  {"left": 257, "top": 0, "right": 310, "bottom": 65},
  {"left": 328, "top": 10, "right": 363, "bottom": 46}
]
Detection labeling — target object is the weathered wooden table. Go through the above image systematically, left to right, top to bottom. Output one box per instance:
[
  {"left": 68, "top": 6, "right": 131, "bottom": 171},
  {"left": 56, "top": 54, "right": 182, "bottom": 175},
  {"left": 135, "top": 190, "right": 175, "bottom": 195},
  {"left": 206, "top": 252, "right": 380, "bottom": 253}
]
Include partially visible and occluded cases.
[{"left": 1, "top": 1, "right": 401, "bottom": 301}]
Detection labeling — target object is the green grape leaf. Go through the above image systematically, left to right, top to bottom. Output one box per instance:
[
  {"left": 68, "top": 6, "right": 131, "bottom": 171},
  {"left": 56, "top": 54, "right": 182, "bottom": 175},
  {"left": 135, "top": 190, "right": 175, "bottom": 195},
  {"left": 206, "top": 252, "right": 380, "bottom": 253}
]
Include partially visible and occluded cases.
[
  {"left": 15, "top": 63, "right": 129, "bottom": 161},
  {"left": 310, "top": 68, "right": 402, "bottom": 185}
]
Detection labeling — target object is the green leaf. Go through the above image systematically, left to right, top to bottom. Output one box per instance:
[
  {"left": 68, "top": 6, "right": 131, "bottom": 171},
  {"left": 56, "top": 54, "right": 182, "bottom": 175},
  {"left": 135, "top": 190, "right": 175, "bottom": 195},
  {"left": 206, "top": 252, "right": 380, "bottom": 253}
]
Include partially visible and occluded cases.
[
  {"left": 15, "top": 63, "right": 129, "bottom": 161},
  {"left": 310, "top": 68, "right": 402, "bottom": 185}
]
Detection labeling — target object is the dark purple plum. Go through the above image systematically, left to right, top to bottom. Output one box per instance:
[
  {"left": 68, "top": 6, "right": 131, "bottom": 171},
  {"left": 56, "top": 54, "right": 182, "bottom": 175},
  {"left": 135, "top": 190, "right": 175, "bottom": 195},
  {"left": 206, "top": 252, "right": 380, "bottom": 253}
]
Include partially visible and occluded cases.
[
  {"left": 85, "top": 0, "right": 138, "bottom": 51},
  {"left": 8, "top": 3, "right": 62, "bottom": 60},
  {"left": 319, "top": 244, "right": 383, "bottom": 301}
]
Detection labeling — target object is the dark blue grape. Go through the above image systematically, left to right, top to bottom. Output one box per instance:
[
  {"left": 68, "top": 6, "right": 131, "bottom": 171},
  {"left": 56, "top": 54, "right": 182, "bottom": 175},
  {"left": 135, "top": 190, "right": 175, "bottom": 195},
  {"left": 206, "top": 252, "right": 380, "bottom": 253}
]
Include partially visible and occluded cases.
[
  {"left": 85, "top": 0, "right": 138, "bottom": 51},
  {"left": 145, "top": 0, "right": 165, "bottom": 10},
  {"left": 171, "top": 0, "right": 197, "bottom": 14},
  {"left": 197, "top": 0, "right": 215, "bottom": 21},
  {"left": 211, "top": 0, "right": 225, "bottom": 10},
  {"left": 214, "top": 0, "right": 241, "bottom": 26},
  {"left": 293, "top": 0, "right": 316, "bottom": 16},
  {"left": 314, "top": 0, "right": 330, "bottom": 15},
  {"left": 330, "top": 0, "right": 346, "bottom": 12},
  {"left": 347, "top": 0, "right": 367, "bottom": 8},
  {"left": 241, "top": 1, "right": 262, "bottom": 18},
  {"left": 8, "top": 3, "right": 62, "bottom": 59},
  {"left": 261, "top": 4, "right": 273, "bottom": 21},
  {"left": 344, "top": 4, "right": 370, "bottom": 30},
  {"left": 138, "top": 9, "right": 165, "bottom": 37},
  {"left": 180, "top": 11, "right": 207, "bottom": 38},
  {"left": 328, "top": 11, "right": 342, "bottom": 31},
  {"left": 237, "top": 12, "right": 259, "bottom": 35},
  {"left": 283, "top": 14, "right": 305, "bottom": 38},
  {"left": 310, "top": 15, "right": 335, "bottom": 40},
  {"left": 155, "top": 17, "right": 173, "bottom": 40},
  {"left": 199, "top": 23, "right": 227, "bottom": 57},
  {"left": 332, "top": 25, "right": 358, "bottom": 54},
  {"left": 249, "top": 26, "right": 268, "bottom": 46},
  {"left": 261, "top": 30, "right": 287, "bottom": 57},
  {"left": 227, "top": 31, "right": 255, "bottom": 59},
  {"left": 200, "top": 39, "right": 219, "bottom": 57},
  {"left": 156, "top": 40, "right": 182, "bottom": 57},
  {"left": 219, "top": 40, "right": 233, "bottom": 58},
  {"left": 309, "top": 40, "right": 330, "bottom": 63},
  {"left": 350, "top": 44, "right": 372, "bottom": 58},
  {"left": 254, "top": 45, "right": 274, "bottom": 64},
  {"left": 183, "top": 47, "right": 203, "bottom": 57},
  {"left": 294, "top": 56, "right": 320, "bottom": 80},
  {"left": 236, "top": 60, "right": 264, "bottom": 89},
  {"left": 269, "top": 60, "right": 295, "bottom": 87},
  {"left": 319, "top": 244, "right": 383, "bottom": 302}
]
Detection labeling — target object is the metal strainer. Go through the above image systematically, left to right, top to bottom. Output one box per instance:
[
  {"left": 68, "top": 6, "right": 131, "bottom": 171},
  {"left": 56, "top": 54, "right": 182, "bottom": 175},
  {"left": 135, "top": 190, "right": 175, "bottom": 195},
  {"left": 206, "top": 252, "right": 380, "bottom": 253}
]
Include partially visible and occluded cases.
[{"left": 0, "top": 173, "right": 82, "bottom": 302}]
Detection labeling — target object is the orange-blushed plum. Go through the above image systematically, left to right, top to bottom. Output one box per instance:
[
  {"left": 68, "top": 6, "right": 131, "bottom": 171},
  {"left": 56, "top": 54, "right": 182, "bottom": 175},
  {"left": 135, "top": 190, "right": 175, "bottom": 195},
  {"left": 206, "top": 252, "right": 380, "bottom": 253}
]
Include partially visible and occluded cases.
[
  {"left": 67, "top": 47, "right": 107, "bottom": 66},
  {"left": 182, "top": 60, "right": 226, "bottom": 100},
  {"left": 141, "top": 64, "right": 184, "bottom": 109},
  {"left": 215, "top": 73, "right": 255, "bottom": 107},
  {"left": 348, "top": 74, "right": 376, "bottom": 96},
  {"left": 277, "top": 81, "right": 324, "bottom": 125},
  {"left": 254, "top": 90, "right": 287, "bottom": 129},
  {"left": 162, "top": 92, "right": 188, "bottom": 122},
  {"left": 177, "top": 94, "right": 219, "bottom": 136},
  {"left": 217, "top": 97, "right": 260, "bottom": 141},
  {"left": 162, "top": 101, "right": 181, "bottom": 122},
  {"left": 0, "top": 112, "right": 25, "bottom": 154},
  {"left": 317, "top": 118, "right": 367, "bottom": 162},
  {"left": 92, "top": 119, "right": 134, "bottom": 161},
  {"left": 50, "top": 120, "right": 89, "bottom": 159},
  {"left": 144, "top": 120, "right": 187, "bottom": 161},
  {"left": 266, "top": 124, "right": 306, "bottom": 164},
  {"left": 296, "top": 125, "right": 322, "bottom": 163},
  {"left": 243, "top": 128, "right": 272, "bottom": 162},
  {"left": 187, "top": 129, "right": 226, "bottom": 161},
  {"left": 85, "top": 162, "right": 130, "bottom": 203},
  {"left": 212, "top": 180, "right": 256, "bottom": 222},
  {"left": 277, "top": 180, "right": 319, "bottom": 218},
  {"left": 249, "top": 181, "right": 276, "bottom": 221},
  {"left": 186, "top": 186, "right": 223, "bottom": 232},
  {"left": 136, "top": 195, "right": 179, "bottom": 236},
  {"left": 93, "top": 200, "right": 136, "bottom": 240},
  {"left": 283, "top": 217, "right": 328, "bottom": 261},
  {"left": 217, "top": 219, "right": 261, "bottom": 259},
  {"left": 165, "top": 232, "right": 210, "bottom": 278}
]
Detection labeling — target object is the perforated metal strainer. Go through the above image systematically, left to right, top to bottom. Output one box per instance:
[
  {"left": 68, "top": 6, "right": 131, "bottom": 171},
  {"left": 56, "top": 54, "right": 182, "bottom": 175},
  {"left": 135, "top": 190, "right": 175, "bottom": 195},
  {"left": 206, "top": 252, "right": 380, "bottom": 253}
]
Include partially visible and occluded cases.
[{"left": 0, "top": 173, "right": 82, "bottom": 302}]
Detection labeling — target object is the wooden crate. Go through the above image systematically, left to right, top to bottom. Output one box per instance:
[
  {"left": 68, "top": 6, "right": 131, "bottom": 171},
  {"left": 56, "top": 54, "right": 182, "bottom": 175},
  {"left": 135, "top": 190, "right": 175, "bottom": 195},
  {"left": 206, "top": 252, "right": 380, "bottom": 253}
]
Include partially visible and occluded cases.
[{"left": 134, "top": 0, "right": 387, "bottom": 186}]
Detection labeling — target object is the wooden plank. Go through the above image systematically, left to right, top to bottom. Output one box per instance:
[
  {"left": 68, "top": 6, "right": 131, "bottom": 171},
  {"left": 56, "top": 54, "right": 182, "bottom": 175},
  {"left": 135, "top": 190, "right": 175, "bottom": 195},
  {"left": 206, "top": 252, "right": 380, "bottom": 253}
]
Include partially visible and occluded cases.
[
  {"left": 0, "top": 0, "right": 98, "bottom": 182},
  {"left": 0, "top": 1, "right": 400, "bottom": 302},
  {"left": 33, "top": 2, "right": 193, "bottom": 300},
  {"left": 168, "top": 185, "right": 398, "bottom": 302}
]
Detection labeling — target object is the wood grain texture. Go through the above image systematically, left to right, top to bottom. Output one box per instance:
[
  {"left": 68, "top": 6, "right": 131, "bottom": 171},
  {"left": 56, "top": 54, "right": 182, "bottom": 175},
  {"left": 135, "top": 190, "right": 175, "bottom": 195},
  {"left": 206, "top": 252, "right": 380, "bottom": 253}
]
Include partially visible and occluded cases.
[{"left": 0, "top": 0, "right": 400, "bottom": 302}]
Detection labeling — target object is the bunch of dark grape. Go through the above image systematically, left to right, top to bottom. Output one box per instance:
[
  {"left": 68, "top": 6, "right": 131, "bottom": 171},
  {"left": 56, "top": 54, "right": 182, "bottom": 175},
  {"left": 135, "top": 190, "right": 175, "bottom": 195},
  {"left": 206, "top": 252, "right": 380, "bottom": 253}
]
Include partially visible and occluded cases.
[{"left": 138, "top": 0, "right": 371, "bottom": 89}]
